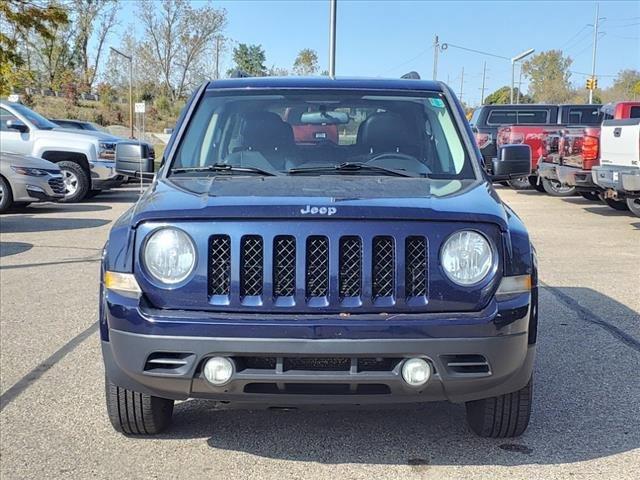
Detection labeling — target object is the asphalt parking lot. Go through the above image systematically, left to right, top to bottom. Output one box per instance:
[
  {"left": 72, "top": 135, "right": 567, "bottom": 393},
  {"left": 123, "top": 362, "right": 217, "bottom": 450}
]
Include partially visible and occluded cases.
[{"left": 0, "top": 186, "right": 638, "bottom": 479}]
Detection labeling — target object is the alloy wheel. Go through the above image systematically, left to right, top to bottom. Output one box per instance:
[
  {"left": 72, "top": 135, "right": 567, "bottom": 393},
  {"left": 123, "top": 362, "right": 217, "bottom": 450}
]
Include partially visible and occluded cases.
[{"left": 62, "top": 169, "right": 79, "bottom": 197}]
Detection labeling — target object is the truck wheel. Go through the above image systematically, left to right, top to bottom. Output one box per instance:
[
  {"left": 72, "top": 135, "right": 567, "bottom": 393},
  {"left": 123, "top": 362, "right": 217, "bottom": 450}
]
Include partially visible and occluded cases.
[
  {"left": 58, "top": 161, "right": 90, "bottom": 203},
  {"left": 0, "top": 176, "right": 14, "bottom": 213},
  {"left": 507, "top": 176, "right": 531, "bottom": 190},
  {"left": 528, "top": 176, "right": 545, "bottom": 193},
  {"left": 541, "top": 178, "right": 575, "bottom": 197},
  {"left": 579, "top": 191, "right": 601, "bottom": 202},
  {"left": 603, "top": 197, "right": 629, "bottom": 211},
  {"left": 627, "top": 198, "right": 640, "bottom": 217},
  {"left": 105, "top": 378, "right": 174, "bottom": 435},
  {"left": 466, "top": 378, "right": 532, "bottom": 438}
]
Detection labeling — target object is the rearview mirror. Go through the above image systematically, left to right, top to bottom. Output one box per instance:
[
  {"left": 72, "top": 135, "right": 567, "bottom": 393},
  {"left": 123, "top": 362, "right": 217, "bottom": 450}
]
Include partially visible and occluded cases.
[
  {"left": 300, "top": 111, "right": 349, "bottom": 125},
  {"left": 6, "top": 119, "right": 29, "bottom": 133},
  {"left": 115, "top": 142, "right": 155, "bottom": 180},
  {"left": 491, "top": 144, "right": 531, "bottom": 181}
]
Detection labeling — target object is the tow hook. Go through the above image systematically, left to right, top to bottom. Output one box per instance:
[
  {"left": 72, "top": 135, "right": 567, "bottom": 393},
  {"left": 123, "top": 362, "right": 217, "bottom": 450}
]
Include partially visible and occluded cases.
[{"left": 604, "top": 189, "right": 618, "bottom": 200}]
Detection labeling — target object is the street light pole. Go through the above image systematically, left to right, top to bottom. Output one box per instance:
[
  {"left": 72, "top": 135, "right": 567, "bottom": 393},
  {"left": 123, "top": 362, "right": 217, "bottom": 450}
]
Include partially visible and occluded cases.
[
  {"left": 329, "top": 0, "right": 337, "bottom": 77},
  {"left": 433, "top": 35, "right": 439, "bottom": 80},
  {"left": 110, "top": 46, "right": 133, "bottom": 139},
  {"left": 510, "top": 48, "right": 535, "bottom": 104}
]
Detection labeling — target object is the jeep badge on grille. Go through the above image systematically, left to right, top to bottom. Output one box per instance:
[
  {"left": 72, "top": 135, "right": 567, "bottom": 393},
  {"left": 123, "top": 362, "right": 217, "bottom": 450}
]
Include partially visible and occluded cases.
[{"left": 300, "top": 205, "right": 337, "bottom": 216}]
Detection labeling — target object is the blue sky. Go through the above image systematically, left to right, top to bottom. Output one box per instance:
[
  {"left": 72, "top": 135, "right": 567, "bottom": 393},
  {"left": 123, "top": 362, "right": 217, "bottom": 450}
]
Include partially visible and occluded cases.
[{"left": 116, "top": 0, "right": 640, "bottom": 105}]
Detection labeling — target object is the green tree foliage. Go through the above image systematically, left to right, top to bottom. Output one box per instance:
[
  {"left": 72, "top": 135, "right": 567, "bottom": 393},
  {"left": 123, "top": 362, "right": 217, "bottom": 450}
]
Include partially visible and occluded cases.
[
  {"left": 0, "top": 0, "right": 68, "bottom": 95},
  {"left": 228, "top": 43, "right": 266, "bottom": 77},
  {"left": 293, "top": 48, "right": 319, "bottom": 75},
  {"left": 521, "top": 50, "right": 573, "bottom": 103},
  {"left": 601, "top": 69, "right": 640, "bottom": 103},
  {"left": 484, "top": 86, "right": 532, "bottom": 105}
]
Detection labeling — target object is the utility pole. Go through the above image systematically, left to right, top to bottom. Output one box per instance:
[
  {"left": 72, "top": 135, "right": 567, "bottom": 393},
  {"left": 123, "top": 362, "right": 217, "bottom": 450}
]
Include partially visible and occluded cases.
[
  {"left": 329, "top": 0, "right": 337, "bottom": 77},
  {"left": 589, "top": 3, "right": 600, "bottom": 104},
  {"left": 433, "top": 35, "right": 439, "bottom": 80},
  {"left": 480, "top": 61, "right": 487, "bottom": 105},
  {"left": 459, "top": 67, "right": 464, "bottom": 102}
]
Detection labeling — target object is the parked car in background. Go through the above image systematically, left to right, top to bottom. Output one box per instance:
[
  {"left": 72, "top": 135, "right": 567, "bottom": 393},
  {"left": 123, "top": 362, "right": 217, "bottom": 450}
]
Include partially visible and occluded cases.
[
  {"left": 101, "top": 77, "right": 537, "bottom": 438},
  {"left": 0, "top": 101, "right": 125, "bottom": 202},
  {"left": 553, "top": 102, "right": 640, "bottom": 206},
  {"left": 472, "top": 104, "right": 602, "bottom": 191},
  {"left": 593, "top": 117, "right": 640, "bottom": 216},
  {"left": 0, "top": 152, "right": 65, "bottom": 212}
]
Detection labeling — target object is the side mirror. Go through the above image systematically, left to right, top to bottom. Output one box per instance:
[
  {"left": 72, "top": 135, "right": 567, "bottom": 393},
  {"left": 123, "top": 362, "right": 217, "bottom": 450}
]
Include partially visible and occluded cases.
[
  {"left": 6, "top": 119, "right": 29, "bottom": 133},
  {"left": 115, "top": 142, "right": 155, "bottom": 180},
  {"left": 491, "top": 144, "right": 531, "bottom": 181}
]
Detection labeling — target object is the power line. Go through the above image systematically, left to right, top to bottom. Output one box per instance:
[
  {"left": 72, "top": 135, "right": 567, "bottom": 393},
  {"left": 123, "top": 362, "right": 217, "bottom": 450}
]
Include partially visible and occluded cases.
[
  {"left": 560, "top": 25, "right": 590, "bottom": 49},
  {"left": 441, "top": 42, "right": 510, "bottom": 60}
]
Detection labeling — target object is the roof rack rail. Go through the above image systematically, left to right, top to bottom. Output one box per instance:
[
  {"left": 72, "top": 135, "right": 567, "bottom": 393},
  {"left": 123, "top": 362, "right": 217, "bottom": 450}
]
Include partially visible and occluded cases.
[{"left": 401, "top": 71, "right": 421, "bottom": 80}]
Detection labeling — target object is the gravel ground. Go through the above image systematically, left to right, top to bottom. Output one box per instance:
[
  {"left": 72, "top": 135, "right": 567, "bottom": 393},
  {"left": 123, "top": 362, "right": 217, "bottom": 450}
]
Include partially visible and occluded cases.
[{"left": 1, "top": 186, "right": 638, "bottom": 479}]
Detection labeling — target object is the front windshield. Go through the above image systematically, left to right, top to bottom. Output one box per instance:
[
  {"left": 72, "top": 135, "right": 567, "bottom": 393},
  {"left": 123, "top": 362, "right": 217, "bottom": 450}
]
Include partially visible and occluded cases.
[
  {"left": 170, "top": 89, "right": 475, "bottom": 179},
  {"left": 10, "top": 103, "right": 58, "bottom": 130}
]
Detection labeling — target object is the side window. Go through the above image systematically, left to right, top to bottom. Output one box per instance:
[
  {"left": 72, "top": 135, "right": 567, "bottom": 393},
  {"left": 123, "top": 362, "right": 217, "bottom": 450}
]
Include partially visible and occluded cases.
[
  {"left": 629, "top": 106, "right": 640, "bottom": 119},
  {"left": 566, "top": 107, "right": 601, "bottom": 125},
  {"left": 0, "top": 108, "right": 19, "bottom": 131},
  {"left": 469, "top": 108, "right": 481, "bottom": 127},
  {"left": 487, "top": 110, "right": 516, "bottom": 125},
  {"left": 516, "top": 110, "right": 548, "bottom": 124}
]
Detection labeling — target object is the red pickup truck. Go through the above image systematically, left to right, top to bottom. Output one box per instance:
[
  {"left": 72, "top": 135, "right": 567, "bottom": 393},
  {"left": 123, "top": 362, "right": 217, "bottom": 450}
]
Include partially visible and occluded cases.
[
  {"left": 541, "top": 101, "right": 640, "bottom": 203},
  {"left": 494, "top": 104, "right": 602, "bottom": 191}
]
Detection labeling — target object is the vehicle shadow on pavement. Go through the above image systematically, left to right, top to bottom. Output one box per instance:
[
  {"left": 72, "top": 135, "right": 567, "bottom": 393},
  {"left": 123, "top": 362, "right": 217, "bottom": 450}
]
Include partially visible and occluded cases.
[
  {"left": 23, "top": 203, "right": 113, "bottom": 214},
  {"left": 0, "top": 215, "right": 110, "bottom": 233},
  {"left": 0, "top": 241, "right": 33, "bottom": 257},
  {"left": 151, "top": 287, "right": 640, "bottom": 467}
]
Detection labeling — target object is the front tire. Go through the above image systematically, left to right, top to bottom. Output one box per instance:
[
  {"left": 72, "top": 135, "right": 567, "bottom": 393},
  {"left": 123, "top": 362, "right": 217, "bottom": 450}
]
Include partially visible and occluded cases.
[
  {"left": 58, "top": 161, "right": 90, "bottom": 203},
  {"left": 0, "top": 176, "right": 14, "bottom": 213},
  {"left": 542, "top": 178, "right": 576, "bottom": 197},
  {"left": 627, "top": 197, "right": 640, "bottom": 217},
  {"left": 105, "top": 378, "right": 174, "bottom": 435},
  {"left": 466, "top": 378, "right": 532, "bottom": 438}
]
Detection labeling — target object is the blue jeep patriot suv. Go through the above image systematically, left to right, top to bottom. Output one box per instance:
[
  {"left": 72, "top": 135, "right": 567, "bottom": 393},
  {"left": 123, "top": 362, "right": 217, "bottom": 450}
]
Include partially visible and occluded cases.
[{"left": 101, "top": 77, "right": 537, "bottom": 438}]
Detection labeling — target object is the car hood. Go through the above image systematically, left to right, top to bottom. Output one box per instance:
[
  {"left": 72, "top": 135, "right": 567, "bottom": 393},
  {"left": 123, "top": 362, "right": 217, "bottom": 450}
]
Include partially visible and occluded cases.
[
  {"left": 0, "top": 151, "right": 60, "bottom": 170},
  {"left": 130, "top": 176, "right": 510, "bottom": 229}
]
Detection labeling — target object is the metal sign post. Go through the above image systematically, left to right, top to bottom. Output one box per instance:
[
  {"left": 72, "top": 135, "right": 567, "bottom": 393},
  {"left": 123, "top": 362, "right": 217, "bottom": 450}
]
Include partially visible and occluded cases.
[{"left": 134, "top": 102, "right": 146, "bottom": 194}]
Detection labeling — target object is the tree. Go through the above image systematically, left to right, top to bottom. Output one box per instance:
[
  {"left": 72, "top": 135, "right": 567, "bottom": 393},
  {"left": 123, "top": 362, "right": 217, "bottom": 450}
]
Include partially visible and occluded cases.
[
  {"left": 0, "top": 0, "right": 68, "bottom": 94},
  {"left": 71, "top": 0, "right": 120, "bottom": 91},
  {"left": 138, "top": 0, "right": 227, "bottom": 100},
  {"left": 228, "top": 43, "right": 267, "bottom": 77},
  {"left": 293, "top": 48, "right": 318, "bottom": 75},
  {"left": 521, "top": 50, "right": 573, "bottom": 103},
  {"left": 268, "top": 66, "right": 289, "bottom": 77},
  {"left": 601, "top": 69, "right": 640, "bottom": 103},
  {"left": 484, "top": 86, "right": 532, "bottom": 105}
]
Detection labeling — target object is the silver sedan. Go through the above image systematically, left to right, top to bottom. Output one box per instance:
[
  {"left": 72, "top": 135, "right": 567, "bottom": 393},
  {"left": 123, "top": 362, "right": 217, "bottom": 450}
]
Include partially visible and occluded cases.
[{"left": 0, "top": 152, "right": 65, "bottom": 212}]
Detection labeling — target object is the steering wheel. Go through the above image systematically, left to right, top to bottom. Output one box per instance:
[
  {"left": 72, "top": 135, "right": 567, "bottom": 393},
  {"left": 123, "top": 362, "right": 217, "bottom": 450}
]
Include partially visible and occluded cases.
[{"left": 366, "top": 152, "right": 430, "bottom": 174}]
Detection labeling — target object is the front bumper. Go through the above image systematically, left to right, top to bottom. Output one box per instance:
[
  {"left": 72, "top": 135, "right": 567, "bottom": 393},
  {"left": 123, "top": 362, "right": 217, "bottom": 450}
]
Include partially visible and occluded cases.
[
  {"left": 90, "top": 160, "right": 125, "bottom": 190},
  {"left": 537, "top": 162, "right": 559, "bottom": 182},
  {"left": 592, "top": 165, "right": 640, "bottom": 196},
  {"left": 556, "top": 166, "right": 598, "bottom": 191},
  {"left": 11, "top": 174, "right": 65, "bottom": 203},
  {"left": 102, "top": 294, "right": 535, "bottom": 405}
]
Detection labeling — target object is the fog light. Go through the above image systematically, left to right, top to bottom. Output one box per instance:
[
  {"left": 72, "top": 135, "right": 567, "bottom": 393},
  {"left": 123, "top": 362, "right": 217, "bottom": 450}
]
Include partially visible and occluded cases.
[
  {"left": 203, "top": 357, "right": 234, "bottom": 385},
  {"left": 401, "top": 358, "right": 431, "bottom": 386}
]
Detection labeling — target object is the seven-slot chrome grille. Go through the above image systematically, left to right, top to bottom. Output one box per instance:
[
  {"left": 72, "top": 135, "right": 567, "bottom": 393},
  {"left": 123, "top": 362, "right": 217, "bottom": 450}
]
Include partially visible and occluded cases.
[{"left": 207, "top": 233, "right": 429, "bottom": 309}]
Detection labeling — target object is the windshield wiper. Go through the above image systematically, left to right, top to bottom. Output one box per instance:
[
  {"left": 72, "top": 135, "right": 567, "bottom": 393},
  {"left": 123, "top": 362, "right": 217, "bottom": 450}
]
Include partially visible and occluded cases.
[
  {"left": 287, "top": 162, "right": 418, "bottom": 178},
  {"left": 171, "top": 163, "right": 278, "bottom": 176}
]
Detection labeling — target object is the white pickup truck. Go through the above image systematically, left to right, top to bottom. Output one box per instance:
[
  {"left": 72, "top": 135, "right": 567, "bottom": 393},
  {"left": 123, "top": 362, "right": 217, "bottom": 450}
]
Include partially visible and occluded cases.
[
  {"left": 0, "top": 100, "right": 125, "bottom": 202},
  {"left": 592, "top": 119, "right": 640, "bottom": 216}
]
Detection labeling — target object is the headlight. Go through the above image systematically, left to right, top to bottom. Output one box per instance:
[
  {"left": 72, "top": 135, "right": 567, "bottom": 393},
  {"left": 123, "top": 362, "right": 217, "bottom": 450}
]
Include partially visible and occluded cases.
[
  {"left": 98, "top": 142, "right": 116, "bottom": 160},
  {"left": 11, "top": 166, "right": 49, "bottom": 176},
  {"left": 143, "top": 228, "right": 196, "bottom": 285},
  {"left": 440, "top": 230, "right": 493, "bottom": 286}
]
